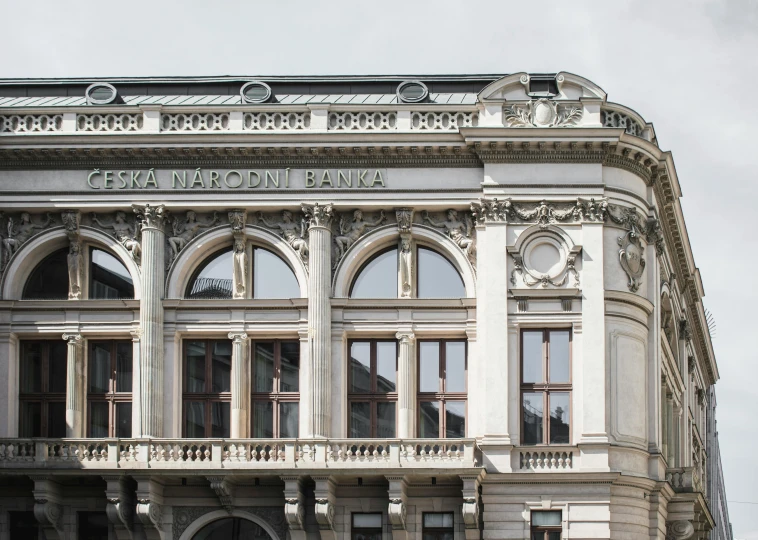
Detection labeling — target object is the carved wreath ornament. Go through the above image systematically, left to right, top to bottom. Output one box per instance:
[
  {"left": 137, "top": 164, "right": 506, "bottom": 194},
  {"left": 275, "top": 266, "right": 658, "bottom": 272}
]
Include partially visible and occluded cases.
[{"left": 504, "top": 99, "right": 583, "bottom": 128}]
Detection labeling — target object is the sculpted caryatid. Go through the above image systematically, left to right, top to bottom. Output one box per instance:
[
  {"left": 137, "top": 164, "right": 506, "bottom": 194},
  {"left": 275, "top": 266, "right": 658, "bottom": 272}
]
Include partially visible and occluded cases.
[
  {"left": 334, "top": 209, "right": 386, "bottom": 261},
  {"left": 422, "top": 209, "right": 474, "bottom": 256},
  {"left": 169, "top": 211, "right": 219, "bottom": 259},
  {"left": 258, "top": 211, "right": 309, "bottom": 262},
  {"left": 3, "top": 212, "right": 54, "bottom": 259},
  {"left": 91, "top": 212, "right": 142, "bottom": 263},
  {"left": 399, "top": 235, "right": 413, "bottom": 298},
  {"left": 232, "top": 238, "right": 247, "bottom": 299},
  {"left": 67, "top": 242, "right": 83, "bottom": 300}
]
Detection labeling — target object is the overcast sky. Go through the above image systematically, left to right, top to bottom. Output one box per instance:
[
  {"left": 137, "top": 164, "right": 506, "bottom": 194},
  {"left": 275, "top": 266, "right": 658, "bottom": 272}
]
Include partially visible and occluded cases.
[{"left": 3, "top": 0, "right": 757, "bottom": 537}]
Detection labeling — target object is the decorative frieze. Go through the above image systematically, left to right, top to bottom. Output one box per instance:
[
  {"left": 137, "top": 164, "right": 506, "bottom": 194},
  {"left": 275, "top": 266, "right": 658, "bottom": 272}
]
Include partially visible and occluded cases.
[{"left": 471, "top": 197, "right": 607, "bottom": 227}]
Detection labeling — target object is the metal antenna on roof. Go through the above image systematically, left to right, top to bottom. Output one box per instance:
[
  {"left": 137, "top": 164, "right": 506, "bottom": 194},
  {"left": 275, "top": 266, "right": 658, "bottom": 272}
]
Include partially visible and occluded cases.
[{"left": 705, "top": 308, "right": 716, "bottom": 338}]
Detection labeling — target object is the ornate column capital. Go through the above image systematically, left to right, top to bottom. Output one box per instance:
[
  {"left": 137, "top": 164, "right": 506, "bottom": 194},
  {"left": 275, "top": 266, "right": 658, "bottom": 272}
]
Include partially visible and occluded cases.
[
  {"left": 302, "top": 202, "right": 334, "bottom": 230},
  {"left": 133, "top": 203, "right": 169, "bottom": 232},
  {"left": 130, "top": 328, "right": 142, "bottom": 342},
  {"left": 228, "top": 331, "right": 249, "bottom": 343},
  {"left": 395, "top": 331, "right": 415, "bottom": 344},
  {"left": 62, "top": 333, "right": 82, "bottom": 344}
]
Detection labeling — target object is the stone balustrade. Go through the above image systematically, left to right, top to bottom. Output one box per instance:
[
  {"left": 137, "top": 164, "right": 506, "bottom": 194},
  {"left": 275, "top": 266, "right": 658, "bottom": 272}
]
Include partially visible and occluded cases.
[
  {"left": 0, "top": 438, "right": 479, "bottom": 470},
  {"left": 518, "top": 447, "right": 575, "bottom": 471},
  {"left": 666, "top": 466, "right": 705, "bottom": 493}
]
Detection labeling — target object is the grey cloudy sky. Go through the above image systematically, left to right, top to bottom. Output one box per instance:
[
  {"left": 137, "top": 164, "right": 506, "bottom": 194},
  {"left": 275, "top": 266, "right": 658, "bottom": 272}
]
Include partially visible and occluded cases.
[{"left": 3, "top": 0, "right": 757, "bottom": 536}]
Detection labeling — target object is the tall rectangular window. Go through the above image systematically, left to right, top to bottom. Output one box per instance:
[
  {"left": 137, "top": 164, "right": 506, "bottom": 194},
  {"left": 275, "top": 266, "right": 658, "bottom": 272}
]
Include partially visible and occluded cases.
[
  {"left": 521, "top": 329, "right": 571, "bottom": 445},
  {"left": 183, "top": 339, "right": 232, "bottom": 437},
  {"left": 18, "top": 340, "right": 67, "bottom": 437},
  {"left": 88, "top": 340, "right": 133, "bottom": 437},
  {"left": 251, "top": 340, "right": 300, "bottom": 438},
  {"left": 348, "top": 340, "right": 397, "bottom": 438},
  {"left": 418, "top": 340, "right": 467, "bottom": 438},
  {"left": 530, "top": 511, "right": 562, "bottom": 540},
  {"left": 351, "top": 513, "right": 383, "bottom": 540},
  {"left": 422, "top": 513, "right": 454, "bottom": 540}
]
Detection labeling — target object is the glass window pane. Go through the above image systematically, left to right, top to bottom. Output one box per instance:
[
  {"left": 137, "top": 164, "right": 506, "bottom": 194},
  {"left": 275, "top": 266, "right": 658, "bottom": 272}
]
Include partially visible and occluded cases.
[
  {"left": 254, "top": 247, "right": 300, "bottom": 299},
  {"left": 418, "top": 247, "right": 465, "bottom": 298},
  {"left": 23, "top": 248, "right": 69, "bottom": 300},
  {"left": 91, "top": 249, "right": 134, "bottom": 299},
  {"left": 187, "top": 249, "right": 233, "bottom": 299},
  {"left": 351, "top": 249, "right": 397, "bottom": 298},
  {"left": 522, "top": 331, "right": 544, "bottom": 383},
  {"left": 549, "top": 331, "right": 570, "bottom": 383},
  {"left": 211, "top": 340, "right": 232, "bottom": 393},
  {"left": 48, "top": 341, "right": 67, "bottom": 393},
  {"left": 280, "top": 341, "right": 300, "bottom": 392},
  {"left": 116, "top": 342, "right": 133, "bottom": 393},
  {"left": 185, "top": 342, "right": 206, "bottom": 393},
  {"left": 350, "top": 342, "right": 371, "bottom": 393},
  {"left": 376, "top": 342, "right": 397, "bottom": 393},
  {"left": 419, "top": 342, "right": 440, "bottom": 392},
  {"left": 445, "top": 342, "right": 466, "bottom": 392},
  {"left": 20, "top": 343, "right": 42, "bottom": 393},
  {"left": 89, "top": 343, "right": 111, "bottom": 393},
  {"left": 254, "top": 343, "right": 274, "bottom": 393},
  {"left": 523, "top": 392, "right": 543, "bottom": 444},
  {"left": 549, "top": 393, "right": 570, "bottom": 444},
  {"left": 185, "top": 401, "right": 205, "bottom": 437},
  {"left": 252, "top": 401, "right": 274, "bottom": 438},
  {"left": 419, "top": 401, "right": 440, "bottom": 438},
  {"left": 445, "top": 401, "right": 466, "bottom": 438},
  {"left": 19, "top": 402, "right": 41, "bottom": 437},
  {"left": 48, "top": 402, "right": 66, "bottom": 438},
  {"left": 90, "top": 402, "right": 109, "bottom": 438},
  {"left": 116, "top": 402, "right": 132, "bottom": 438},
  {"left": 211, "top": 402, "right": 230, "bottom": 438},
  {"left": 279, "top": 402, "right": 299, "bottom": 438},
  {"left": 350, "top": 402, "right": 370, "bottom": 438},
  {"left": 376, "top": 402, "right": 396, "bottom": 438},
  {"left": 9, "top": 511, "right": 38, "bottom": 537},
  {"left": 79, "top": 511, "right": 110, "bottom": 538},
  {"left": 532, "top": 511, "right": 562, "bottom": 526},
  {"left": 424, "top": 513, "right": 454, "bottom": 528},
  {"left": 354, "top": 514, "right": 382, "bottom": 528},
  {"left": 547, "top": 532, "right": 561, "bottom": 540},
  {"left": 423, "top": 534, "right": 453, "bottom": 540}
]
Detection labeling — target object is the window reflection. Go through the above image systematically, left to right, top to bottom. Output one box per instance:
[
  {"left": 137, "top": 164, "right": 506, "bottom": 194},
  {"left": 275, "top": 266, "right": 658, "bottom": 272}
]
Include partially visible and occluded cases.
[
  {"left": 23, "top": 248, "right": 69, "bottom": 300},
  {"left": 90, "top": 248, "right": 134, "bottom": 299},
  {"left": 351, "top": 248, "right": 397, "bottom": 298},
  {"left": 187, "top": 250, "right": 233, "bottom": 299}
]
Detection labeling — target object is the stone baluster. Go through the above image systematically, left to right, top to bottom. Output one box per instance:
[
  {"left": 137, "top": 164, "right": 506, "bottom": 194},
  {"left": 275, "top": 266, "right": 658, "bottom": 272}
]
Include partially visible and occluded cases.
[
  {"left": 303, "top": 203, "right": 334, "bottom": 438},
  {"left": 133, "top": 204, "right": 168, "bottom": 438},
  {"left": 229, "top": 331, "right": 249, "bottom": 438},
  {"left": 396, "top": 331, "right": 416, "bottom": 438},
  {"left": 63, "top": 333, "right": 84, "bottom": 438}
]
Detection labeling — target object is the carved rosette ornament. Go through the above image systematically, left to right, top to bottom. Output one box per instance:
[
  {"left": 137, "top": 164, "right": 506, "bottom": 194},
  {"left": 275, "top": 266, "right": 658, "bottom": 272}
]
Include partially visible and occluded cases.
[
  {"left": 504, "top": 99, "right": 583, "bottom": 128},
  {"left": 284, "top": 498, "right": 305, "bottom": 530},
  {"left": 314, "top": 498, "right": 335, "bottom": 531},
  {"left": 388, "top": 498, "right": 407, "bottom": 530},
  {"left": 666, "top": 520, "right": 695, "bottom": 540}
]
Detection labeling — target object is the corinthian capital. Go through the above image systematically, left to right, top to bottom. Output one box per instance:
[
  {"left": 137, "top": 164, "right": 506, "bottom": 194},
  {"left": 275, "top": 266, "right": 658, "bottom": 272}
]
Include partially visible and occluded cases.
[
  {"left": 302, "top": 202, "right": 334, "bottom": 229},
  {"left": 133, "top": 204, "right": 169, "bottom": 232}
]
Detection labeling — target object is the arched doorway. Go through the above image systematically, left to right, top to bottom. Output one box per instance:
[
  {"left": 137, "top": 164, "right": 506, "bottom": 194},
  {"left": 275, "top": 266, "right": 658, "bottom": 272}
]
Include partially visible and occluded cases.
[{"left": 192, "top": 517, "right": 274, "bottom": 540}]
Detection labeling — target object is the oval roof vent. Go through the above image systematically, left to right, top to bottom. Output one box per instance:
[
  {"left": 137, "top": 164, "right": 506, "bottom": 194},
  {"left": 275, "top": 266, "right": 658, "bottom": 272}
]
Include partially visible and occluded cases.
[
  {"left": 397, "top": 80, "right": 428, "bottom": 103},
  {"left": 241, "top": 81, "right": 272, "bottom": 104},
  {"left": 85, "top": 83, "right": 118, "bottom": 105}
]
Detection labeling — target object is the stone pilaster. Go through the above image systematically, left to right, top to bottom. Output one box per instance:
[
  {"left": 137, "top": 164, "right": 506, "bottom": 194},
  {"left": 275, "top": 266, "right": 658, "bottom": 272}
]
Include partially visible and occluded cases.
[
  {"left": 303, "top": 203, "right": 334, "bottom": 438},
  {"left": 133, "top": 204, "right": 168, "bottom": 438},
  {"left": 130, "top": 329, "right": 141, "bottom": 439},
  {"left": 228, "top": 331, "right": 249, "bottom": 438},
  {"left": 396, "top": 331, "right": 416, "bottom": 438},
  {"left": 62, "top": 333, "right": 83, "bottom": 438}
]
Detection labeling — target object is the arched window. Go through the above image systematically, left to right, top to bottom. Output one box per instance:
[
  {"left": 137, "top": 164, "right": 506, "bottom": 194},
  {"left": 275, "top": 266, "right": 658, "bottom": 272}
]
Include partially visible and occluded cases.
[
  {"left": 349, "top": 245, "right": 465, "bottom": 299},
  {"left": 186, "top": 246, "right": 300, "bottom": 299},
  {"left": 417, "top": 247, "right": 465, "bottom": 298},
  {"left": 23, "top": 248, "right": 69, "bottom": 300},
  {"left": 90, "top": 248, "right": 134, "bottom": 299},
  {"left": 350, "top": 248, "right": 398, "bottom": 299},
  {"left": 187, "top": 249, "right": 234, "bottom": 299},
  {"left": 192, "top": 518, "right": 273, "bottom": 540}
]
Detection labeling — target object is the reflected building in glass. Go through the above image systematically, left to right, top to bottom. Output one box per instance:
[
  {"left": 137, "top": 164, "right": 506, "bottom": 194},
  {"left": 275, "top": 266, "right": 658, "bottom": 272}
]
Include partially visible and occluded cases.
[{"left": 0, "top": 73, "right": 731, "bottom": 539}]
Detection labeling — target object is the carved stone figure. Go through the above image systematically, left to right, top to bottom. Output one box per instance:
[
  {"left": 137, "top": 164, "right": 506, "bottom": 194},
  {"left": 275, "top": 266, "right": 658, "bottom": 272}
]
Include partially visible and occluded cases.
[
  {"left": 302, "top": 202, "right": 334, "bottom": 229},
  {"left": 395, "top": 208, "right": 414, "bottom": 233},
  {"left": 334, "top": 209, "right": 386, "bottom": 260},
  {"left": 422, "top": 209, "right": 474, "bottom": 256},
  {"left": 169, "top": 210, "right": 219, "bottom": 259},
  {"left": 91, "top": 211, "right": 142, "bottom": 264},
  {"left": 258, "top": 211, "right": 309, "bottom": 263},
  {"left": 3, "top": 212, "right": 54, "bottom": 258},
  {"left": 399, "top": 234, "right": 413, "bottom": 298},
  {"left": 232, "top": 238, "right": 247, "bottom": 299},
  {"left": 67, "top": 241, "right": 83, "bottom": 300}
]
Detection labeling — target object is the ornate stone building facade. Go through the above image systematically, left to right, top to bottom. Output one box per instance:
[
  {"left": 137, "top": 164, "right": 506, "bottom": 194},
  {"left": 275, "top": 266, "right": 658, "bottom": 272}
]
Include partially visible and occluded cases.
[{"left": 0, "top": 73, "right": 730, "bottom": 539}]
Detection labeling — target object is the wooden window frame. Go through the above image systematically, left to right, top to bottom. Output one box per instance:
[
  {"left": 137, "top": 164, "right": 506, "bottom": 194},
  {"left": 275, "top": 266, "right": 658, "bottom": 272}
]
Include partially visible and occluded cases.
[
  {"left": 520, "top": 329, "right": 572, "bottom": 445},
  {"left": 182, "top": 339, "right": 232, "bottom": 437},
  {"left": 250, "top": 339, "right": 301, "bottom": 438},
  {"left": 347, "top": 339, "right": 398, "bottom": 438},
  {"left": 417, "top": 339, "right": 468, "bottom": 438},
  {"left": 18, "top": 340, "right": 67, "bottom": 438},
  {"left": 87, "top": 340, "right": 133, "bottom": 438},
  {"left": 350, "top": 513, "right": 383, "bottom": 540}
]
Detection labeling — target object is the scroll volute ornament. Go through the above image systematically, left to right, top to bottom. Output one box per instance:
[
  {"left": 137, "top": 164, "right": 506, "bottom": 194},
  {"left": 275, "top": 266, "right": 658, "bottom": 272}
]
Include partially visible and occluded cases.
[
  {"left": 285, "top": 497, "right": 305, "bottom": 530},
  {"left": 314, "top": 498, "right": 335, "bottom": 530},
  {"left": 388, "top": 498, "right": 407, "bottom": 530},
  {"left": 666, "top": 520, "right": 695, "bottom": 540}
]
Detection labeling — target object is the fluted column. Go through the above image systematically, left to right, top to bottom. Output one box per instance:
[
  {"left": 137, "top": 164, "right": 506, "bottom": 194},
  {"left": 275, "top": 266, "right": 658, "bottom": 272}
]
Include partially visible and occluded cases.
[
  {"left": 303, "top": 203, "right": 333, "bottom": 438},
  {"left": 133, "top": 204, "right": 168, "bottom": 438},
  {"left": 229, "top": 331, "right": 249, "bottom": 438},
  {"left": 396, "top": 331, "right": 416, "bottom": 438},
  {"left": 63, "top": 333, "right": 84, "bottom": 437}
]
